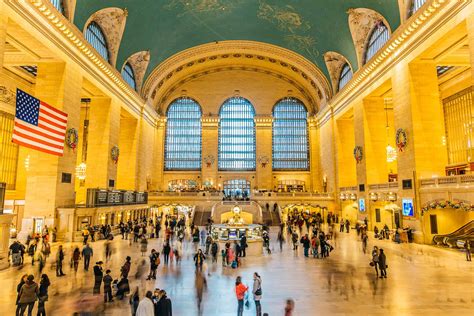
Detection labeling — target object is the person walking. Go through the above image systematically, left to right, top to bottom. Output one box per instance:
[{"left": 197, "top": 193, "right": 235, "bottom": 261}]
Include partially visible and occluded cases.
[
  {"left": 277, "top": 231, "right": 284, "bottom": 252},
  {"left": 291, "top": 232, "right": 299, "bottom": 251},
  {"left": 362, "top": 233, "right": 368, "bottom": 254},
  {"left": 240, "top": 234, "right": 248, "bottom": 257},
  {"left": 300, "top": 234, "right": 310, "bottom": 257},
  {"left": 140, "top": 236, "right": 148, "bottom": 257},
  {"left": 27, "top": 240, "right": 37, "bottom": 266},
  {"left": 211, "top": 240, "right": 218, "bottom": 263},
  {"left": 464, "top": 240, "right": 471, "bottom": 261},
  {"left": 163, "top": 242, "right": 171, "bottom": 265},
  {"left": 82, "top": 243, "right": 93, "bottom": 271},
  {"left": 56, "top": 245, "right": 65, "bottom": 277},
  {"left": 371, "top": 246, "right": 380, "bottom": 277},
  {"left": 72, "top": 247, "right": 81, "bottom": 273},
  {"left": 378, "top": 248, "right": 387, "bottom": 278},
  {"left": 193, "top": 249, "right": 206, "bottom": 270},
  {"left": 146, "top": 250, "right": 160, "bottom": 280},
  {"left": 121, "top": 256, "right": 132, "bottom": 279},
  {"left": 93, "top": 261, "right": 104, "bottom": 294},
  {"left": 103, "top": 269, "right": 113, "bottom": 303},
  {"left": 195, "top": 270, "right": 207, "bottom": 315},
  {"left": 252, "top": 273, "right": 262, "bottom": 316},
  {"left": 15, "top": 274, "right": 28, "bottom": 316},
  {"left": 18, "top": 274, "right": 39, "bottom": 316},
  {"left": 36, "top": 274, "right": 50, "bottom": 316},
  {"left": 235, "top": 276, "right": 248, "bottom": 316},
  {"left": 129, "top": 287, "right": 140, "bottom": 316},
  {"left": 155, "top": 290, "right": 172, "bottom": 316},
  {"left": 136, "top": 291, "right": 154, "bottom": 316},
  {"left": 284, "top": 299, "right": 295, "bottom": 316}
]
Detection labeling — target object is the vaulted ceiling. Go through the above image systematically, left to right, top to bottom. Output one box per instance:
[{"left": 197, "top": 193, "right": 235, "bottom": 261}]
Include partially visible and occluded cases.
[{"left": 73, "top": 0, "right": 401, "bottom": 82}]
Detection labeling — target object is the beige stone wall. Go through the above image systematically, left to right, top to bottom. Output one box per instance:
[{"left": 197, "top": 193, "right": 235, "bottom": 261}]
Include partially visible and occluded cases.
[{"left": 335, "top": 118, "right": 356, "bottom": 188}]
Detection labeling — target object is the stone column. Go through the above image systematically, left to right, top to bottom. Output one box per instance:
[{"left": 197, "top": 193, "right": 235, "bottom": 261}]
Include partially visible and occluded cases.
[
  {"left": 467, "top": 15, "right": 474, "bottom": 85},
  {"left": 392, "top": 61, "right": 448, "bottom": 241},
  {"left": 21, "top": 62, "right": 82, "bottom": 240},
  {"left": 84, "top": 97, "right": 120, "bottom": 189},
  {"left": 353, "top": 101, "right": 368, "bottom": 222},
  {"left": 117, "top": 115, "right": 139, "bottom": 190},
  {"left": 201, "top": 116, "right": 219, "bottom": 189},
  {"left": 255, "top": 116, "right": 272, "bottom": 191},
  {"left": 318, "top": 116, "right": 337, "bottom": 194},
  {"left": 152, "top": 117, "right": 166, "bottom": 190},
  {"left": 335, "top": 117, "right": 356, "bottom": 188},
  {"left": 136, "top": 118, "right": 156, "bottom": 191},
  {"left": 308, "top": 118, "right": 321, "bottom": 192},
  {"left": 0, "top": 214, "right": 14, "bottom": 269}
]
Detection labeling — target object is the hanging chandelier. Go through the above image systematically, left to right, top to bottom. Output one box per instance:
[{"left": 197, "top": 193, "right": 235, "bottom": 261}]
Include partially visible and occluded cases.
[
  {"left": 384, "top": 99, "right": 397, "bottom": 163},
  {"left": 386, "top": 144, "right": 397, "bottom": 163},
  {"left": 75, "top": 162, "right": 87, "bottom": 181}
]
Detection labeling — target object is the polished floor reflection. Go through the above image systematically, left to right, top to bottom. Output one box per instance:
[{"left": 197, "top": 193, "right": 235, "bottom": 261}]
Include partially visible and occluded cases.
[{"left": 1, "top": 228, "right": 473, "bottom": 316}]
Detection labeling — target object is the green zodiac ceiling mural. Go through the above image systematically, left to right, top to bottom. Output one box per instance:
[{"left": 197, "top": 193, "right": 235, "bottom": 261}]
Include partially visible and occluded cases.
[{"left": 74, "top": 0, "right": 400, "bottom": 81}]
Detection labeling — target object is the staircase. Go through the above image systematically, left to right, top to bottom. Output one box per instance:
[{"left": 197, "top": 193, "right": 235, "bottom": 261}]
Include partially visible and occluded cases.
[{"left": 193, "top": 210, "right": 212, "bottom": 226}]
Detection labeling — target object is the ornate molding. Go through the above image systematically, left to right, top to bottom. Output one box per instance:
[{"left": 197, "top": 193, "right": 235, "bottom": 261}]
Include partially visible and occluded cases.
[
  {"left": 83, "top": 7, "right": 128, "bottom": 67},
  {"left": 347, "top": 8, "right": 391, "bottom": 68},
  {"left": 142, "top": 40, "right": 332, "bottom": 108},
  {"left": 123, "top": 50, "right": 151, "bottom": 92},
  {"left": 324, "top": 51, "right": 353, "bottom": 93}
]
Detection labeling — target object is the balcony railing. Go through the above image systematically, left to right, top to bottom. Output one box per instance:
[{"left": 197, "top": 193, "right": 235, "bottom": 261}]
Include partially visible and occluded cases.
[
  {"left": 419, "top": 175, "right": 474, "bottom": 188},
  {"left": 368, "top": 182, "right": 398, "bottom": 191},
  {"left": 340, "top": 186, "right": 357, "bottom": 192},
  {"left": 149, "top": 191, "right": 334, "bottom": 199}
]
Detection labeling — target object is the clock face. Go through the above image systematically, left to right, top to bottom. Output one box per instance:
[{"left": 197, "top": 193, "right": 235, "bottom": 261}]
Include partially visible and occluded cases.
[{"left": 233, "top": 206, "right": 241, "bottom": 215}]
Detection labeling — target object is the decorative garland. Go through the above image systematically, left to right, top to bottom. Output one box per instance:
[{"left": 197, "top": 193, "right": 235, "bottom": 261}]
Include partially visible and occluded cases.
[
  {"left": 65, "top": 128, "right": 79, "bottom": 151},
  {"left": 395, "top": 128, "right": 408, "bottom": 152},
  {"left": 111, "top": 146, "right": 120, "bottom": 164},
  {"left": 353, "top": 146, "right": 363, "bottom": 164},
  {"left": 421, "top": 199, "right": 474, "bottom": 215}
]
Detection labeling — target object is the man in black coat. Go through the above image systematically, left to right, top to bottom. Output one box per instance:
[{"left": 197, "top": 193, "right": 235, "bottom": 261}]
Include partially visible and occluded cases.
[
  {"left": 240, "top": 235, "right": 247, "bottom": 257},
  {"left": 93, "top": 261, "right": 103, "bottom": 294},
  {"left": 103, "top": 269, "right": 113, "bottom": 302},
  {"left": 156, "top": 290, "right": 172, "bottom": 316}
]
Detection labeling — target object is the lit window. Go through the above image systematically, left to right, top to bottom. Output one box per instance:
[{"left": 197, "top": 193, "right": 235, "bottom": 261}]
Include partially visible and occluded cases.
[
  {"left": 49, "top": 0, "right": 64, "bottom": 14},
  {"left": 409, "top": 0, "right": 426, "bottom": 16},
  {"left": 85, "top": 22, "right": 109, "bottom": 62},
  {"left": 365, "top": 23, "right": 390, "bottom": 64},
  {"left": 121, "top": 63, "right": 136, "bottom": 90},
  {"left": 338, "top": 63, "right": 353, "bottom": 91},
  {"left": 218, "top": 97, "right": 256, "bottom": 171},
  {"left": 164, "top": 98, "right": 202, "bottom": 170},
  {"left": 272, "top": 98, "right": 309, "bottom": 170},
  {"left": 223, "top": 179, "right": 251, "bottom": 198}
]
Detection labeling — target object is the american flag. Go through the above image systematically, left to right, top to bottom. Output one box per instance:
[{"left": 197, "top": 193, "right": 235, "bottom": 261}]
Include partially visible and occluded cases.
[{"left": 12, "top": 89, "right": 68, "bottom": 156}]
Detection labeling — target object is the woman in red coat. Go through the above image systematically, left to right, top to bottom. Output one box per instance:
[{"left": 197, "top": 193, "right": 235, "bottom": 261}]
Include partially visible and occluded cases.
[{"left": 235, "top": 276, "right": 248, "bottom": 316}]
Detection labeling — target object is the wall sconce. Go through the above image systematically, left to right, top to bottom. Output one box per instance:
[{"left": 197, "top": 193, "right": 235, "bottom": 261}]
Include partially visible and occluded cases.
[
  {"left": 75, "top": 162, "right": 87, "bottom": 185},
  {"left": 369, "top": 192, "right": 378, "bottom": 201},
  {"left": 387, "top": 192, "right": 397, "bottom": 201},
  {"left": 339, "top": 193, "right": 347, "bottom": 200},
  {"left": 350, "top": 193, "right": 357, "bottom": 201}
]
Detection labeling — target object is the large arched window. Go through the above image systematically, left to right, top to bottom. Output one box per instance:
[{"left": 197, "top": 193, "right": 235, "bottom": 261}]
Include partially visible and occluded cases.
[
  {"left": 49, "top": 0, "right": 64, "bottom": 14},
  {"left": 409, "top": 0, "right": 426, "bottom": 16},
  {"left": 85, "top": 22, "right": 109, "bottom": 62},
  {"left": 364, "top": 23, "right": 390, "bottom": 64},
  {"left": 121, "top": 63, "right": 136, "bottom": 90},
  {"left": 338, "top": 63, "right": 353, "bottom": 91},
  {"left": 164, "top": 97, "right": 202, "bottom": 170},
  {"left": 218, "top": 97, "right": 256, "bottom": 171},
  {"left": 272, "top": 98, "right": 309, "bottom": 170}
]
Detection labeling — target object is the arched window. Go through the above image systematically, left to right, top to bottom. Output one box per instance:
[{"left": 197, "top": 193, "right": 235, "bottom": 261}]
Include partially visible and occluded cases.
[
  {"left": 49, "top": 0, "right": 64, "bottom": 14},
  {"left": 409, "top": 0, "right": 426, "bottom": 16},
  {"left": 85, "top": 22, "right": 109, "bottom": 62},
  {"left": 364, "top": 23, "right": 390, "bottom": 64},
  {"left": 121, "top": 63, "right": 136, "bottom": 90},
  {"left": 338, "top": 63, "right": 353, "bottom": 91},
  {"left": 164, "top": 97, "right": 202, "bottom": 170},
  {"left": 218, "top": 97, "right": 256, "bottom": 171},
  {"left": 272, "top": 98, "right": 309, "bottom": 170}
]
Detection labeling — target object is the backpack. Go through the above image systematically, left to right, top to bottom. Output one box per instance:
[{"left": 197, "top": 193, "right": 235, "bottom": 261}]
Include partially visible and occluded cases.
[{"left": 155, "top": 256, "right": 161, "bottom": 266}]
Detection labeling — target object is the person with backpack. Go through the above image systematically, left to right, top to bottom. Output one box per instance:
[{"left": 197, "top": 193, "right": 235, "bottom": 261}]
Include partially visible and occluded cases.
[
  {"left": 211, "top": 240, "right": 218, "bottom": 263},
  {"left": 146, "top": 249, "right": 160, "bottom": 280},
  {"left": 252, "top": 272, "right": 262, "bottom": 316},
  {"left": 235, "top": 276, "right": 248, "bottom": 316}
]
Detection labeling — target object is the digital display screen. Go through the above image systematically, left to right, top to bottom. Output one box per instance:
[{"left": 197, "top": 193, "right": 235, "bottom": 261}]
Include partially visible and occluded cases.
[
  {"left": 359, "top": 198, "right": 365, "bottom": 212},
  {"left": 402, "top": 198, "right": 414, "bottom": 216},
  {"left": 228, "top": 230, "right": 237, "bottom": 239}
]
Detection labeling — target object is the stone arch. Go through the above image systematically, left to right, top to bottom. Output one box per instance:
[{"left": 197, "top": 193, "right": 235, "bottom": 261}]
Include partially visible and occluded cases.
[
  {"left": 83, "top": 7, "right": 127, "bottom": 67},
  {"left": 347, "top": 8, "right": 392, "bottom": 68},
  {"left": 122, "top": 51, "right": 151, "bottom": 92},
  {"left": 324, "top": 51, "right": 354, "bottom": 94}
]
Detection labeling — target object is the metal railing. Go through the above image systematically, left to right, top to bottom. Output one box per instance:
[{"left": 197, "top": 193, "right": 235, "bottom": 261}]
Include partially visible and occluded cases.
[{"left": 419, "top": 175, "right": 474, "bottom": 187}]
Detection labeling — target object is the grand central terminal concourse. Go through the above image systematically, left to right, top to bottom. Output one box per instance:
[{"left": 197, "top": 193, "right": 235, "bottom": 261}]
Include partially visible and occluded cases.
[{"left": 0, "top": 0, "right": 473, "bottom": 315}]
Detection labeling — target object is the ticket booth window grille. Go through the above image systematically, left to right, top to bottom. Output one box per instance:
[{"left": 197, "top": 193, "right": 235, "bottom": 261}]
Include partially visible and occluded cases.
[
  {"left": 164, "top": 97, "right": 202, "bottom": 170},
  {"left": 218, "top": 97, "right": 256, "bottom": 171},
  {"left": 272, "top": 98, "right": 309, "bottom": 170},
  {"left": 223, "top": 179, "right": 251, "bottom": 198}
]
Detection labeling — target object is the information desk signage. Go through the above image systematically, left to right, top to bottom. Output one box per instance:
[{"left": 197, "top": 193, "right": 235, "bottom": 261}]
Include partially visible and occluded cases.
[{"left": 87, "top": 189, "right": 148, "bottom": 207}]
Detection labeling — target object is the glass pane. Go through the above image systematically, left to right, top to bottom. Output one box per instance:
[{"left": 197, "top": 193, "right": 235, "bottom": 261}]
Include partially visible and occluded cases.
[
  {"left": 85, "top": 22, "right": 109, "bottom": 62},
  {"left": 365, "top": 23, "right": 390, "bottom": 64},
  {"left": 121, "top": 63, "right": 136, "bottom": 90},
  {"left": 338, "top": 63, "right": 353, "bottom": 91},
  {"left": 218, "top": 97, "right": 256, "bottom": 171},
  {"left": 164, "top": 98, "right": 202, "bottom": 170},
  {"left": 272, "top": 98, "right": 309, "bottom": 170}
]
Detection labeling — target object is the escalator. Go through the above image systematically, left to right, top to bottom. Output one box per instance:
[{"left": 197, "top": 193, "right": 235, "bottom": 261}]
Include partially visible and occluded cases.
[{"left": 433, "top": 220, "right": 474, "bottom": 248}]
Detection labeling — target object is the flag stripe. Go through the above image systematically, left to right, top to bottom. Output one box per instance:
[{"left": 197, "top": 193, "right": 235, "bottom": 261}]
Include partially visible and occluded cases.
[
  {"left": 40, "top": 101, "right": 68, "bottom": 118},
  {"left": 40, "top": 106, "right": 68, "bottom": 123},
  {"left": 39, "top": 112, "right": 67, "bottom": 129},
  {"left": 15, "top": 119, "right": 64, "bottom": 141},
  {"left": 38, "top": 120, "right": 66, "bottom": 135},
  {"left": 14, "top": 124, "right": 65, "bottom": 147},
  {"left": 12, "top": 134, "right": 64, "bottom": 155}
]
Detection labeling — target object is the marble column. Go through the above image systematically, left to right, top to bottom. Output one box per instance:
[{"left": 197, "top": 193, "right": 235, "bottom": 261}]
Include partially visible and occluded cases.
[
  {"left": 21, "top": 62, "right": 82, "bottom": 241},
  {"left": 117, "top": 115, "right": 139, "bottom": 190},
  {"left": 201, "top": 116, "right": 219, "bottom": 190},
  {"left": 255, "top": 116, "right": 272, "bottom": 191},
  {"left": 152, "top": 117, "right": 166, "bottom": 190},
  {"left": 308, "top": 117, "right": 321, "bottom": 192},
  {"left": 136, "top": 118, "right": 156, "bottom": 191},
  {"left": 0, "top": 214, "right": 14, "bottom": 270}
]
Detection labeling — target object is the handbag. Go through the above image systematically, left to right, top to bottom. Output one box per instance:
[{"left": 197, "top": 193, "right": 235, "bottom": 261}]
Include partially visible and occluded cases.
[
  {"left": 369, "top": 261, "right": 374, "bottom": 267},
  {"left": 255, "top": 288, "right": 262, "bottom": 296}
]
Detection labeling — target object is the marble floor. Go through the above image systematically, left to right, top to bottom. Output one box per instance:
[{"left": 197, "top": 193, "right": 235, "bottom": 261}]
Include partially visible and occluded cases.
[{"left": 1, "top": 228, "right": 473, "bottom": 316}]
